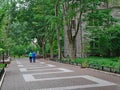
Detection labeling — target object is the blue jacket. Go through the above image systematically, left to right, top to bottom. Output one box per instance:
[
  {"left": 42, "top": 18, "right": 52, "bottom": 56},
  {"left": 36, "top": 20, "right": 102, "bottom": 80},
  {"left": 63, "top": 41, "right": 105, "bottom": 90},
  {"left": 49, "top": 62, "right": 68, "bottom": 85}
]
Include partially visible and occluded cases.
[{"left": 32, "top": 52, "right": 36, "bottom": 58}]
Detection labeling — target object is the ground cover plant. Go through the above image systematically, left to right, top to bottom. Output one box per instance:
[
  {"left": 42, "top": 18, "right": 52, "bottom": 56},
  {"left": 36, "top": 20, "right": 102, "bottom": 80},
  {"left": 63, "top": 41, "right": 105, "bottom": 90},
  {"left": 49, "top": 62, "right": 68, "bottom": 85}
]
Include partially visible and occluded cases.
[
  {"left": 55, "top": 57, "right": 120, "bottom": 73},
  {"left": 0, "top": 64, "right": 6, "bottom": 69}
]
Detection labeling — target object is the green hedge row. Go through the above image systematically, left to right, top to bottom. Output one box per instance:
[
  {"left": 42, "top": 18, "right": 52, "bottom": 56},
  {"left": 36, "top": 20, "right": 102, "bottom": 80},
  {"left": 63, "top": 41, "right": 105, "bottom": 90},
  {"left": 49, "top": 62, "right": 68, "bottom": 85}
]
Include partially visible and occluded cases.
[
  {"left": 53, "top": 57, "right": 120, "bottom": 73},
  {"left": 74, "top": 57, "right": 120, "bottom": 68},
  {"left": 0, "top": 64, "right": 6, "bottom": 69}
]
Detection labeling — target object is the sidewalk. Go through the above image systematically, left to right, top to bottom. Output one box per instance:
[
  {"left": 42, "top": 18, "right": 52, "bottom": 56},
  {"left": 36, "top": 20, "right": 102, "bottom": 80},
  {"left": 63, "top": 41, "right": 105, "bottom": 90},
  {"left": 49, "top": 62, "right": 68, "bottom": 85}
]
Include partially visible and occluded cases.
[{"left": 1, "top": 58, "right": 120, "bottom": 90}]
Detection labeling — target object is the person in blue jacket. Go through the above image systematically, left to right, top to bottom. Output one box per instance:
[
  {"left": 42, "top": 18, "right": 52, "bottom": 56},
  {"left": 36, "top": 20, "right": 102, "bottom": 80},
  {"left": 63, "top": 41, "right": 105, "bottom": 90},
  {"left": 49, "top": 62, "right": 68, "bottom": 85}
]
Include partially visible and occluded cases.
[{"left": 32, "top": 52, "right": 36, "bottom": 63}]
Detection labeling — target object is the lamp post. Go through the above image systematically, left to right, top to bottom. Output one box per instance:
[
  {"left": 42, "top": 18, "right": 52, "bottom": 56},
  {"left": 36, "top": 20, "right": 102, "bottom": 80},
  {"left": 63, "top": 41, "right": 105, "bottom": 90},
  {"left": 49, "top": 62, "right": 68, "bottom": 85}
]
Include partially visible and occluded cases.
[
  {"left": 59, "top": 36, "right": 62, "bottom": 60},
  {"left": 1, "top": 38, "right": 4, "bottom": 64}
]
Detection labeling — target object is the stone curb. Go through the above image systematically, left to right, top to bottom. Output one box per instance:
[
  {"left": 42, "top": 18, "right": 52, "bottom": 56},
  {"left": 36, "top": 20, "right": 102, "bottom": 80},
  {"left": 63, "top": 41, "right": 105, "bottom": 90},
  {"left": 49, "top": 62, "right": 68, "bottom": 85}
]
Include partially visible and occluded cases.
[
  {"left": 88, "top": 68, "right": 120, "bottom": 77},
  {"left": 0, "top": 69, "right": 6, "bottom": 89}
]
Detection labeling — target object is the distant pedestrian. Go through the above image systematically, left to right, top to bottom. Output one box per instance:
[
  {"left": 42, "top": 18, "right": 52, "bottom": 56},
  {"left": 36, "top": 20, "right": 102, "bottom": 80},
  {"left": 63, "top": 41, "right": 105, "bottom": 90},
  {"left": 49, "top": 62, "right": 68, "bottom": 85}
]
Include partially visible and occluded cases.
[
  {"left": 29, "top": 52, "right": 32, "bottom": 63},
  {"left": 32, "top": 52, "right": 36, "bottom": 63}
]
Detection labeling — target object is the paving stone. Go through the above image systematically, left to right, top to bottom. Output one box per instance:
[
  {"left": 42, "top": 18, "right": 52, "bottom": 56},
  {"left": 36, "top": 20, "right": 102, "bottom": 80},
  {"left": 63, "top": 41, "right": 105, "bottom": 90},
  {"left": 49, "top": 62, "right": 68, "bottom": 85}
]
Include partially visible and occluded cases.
[{"left": 1, "top": 58, "right": 120, "bottom": 90}]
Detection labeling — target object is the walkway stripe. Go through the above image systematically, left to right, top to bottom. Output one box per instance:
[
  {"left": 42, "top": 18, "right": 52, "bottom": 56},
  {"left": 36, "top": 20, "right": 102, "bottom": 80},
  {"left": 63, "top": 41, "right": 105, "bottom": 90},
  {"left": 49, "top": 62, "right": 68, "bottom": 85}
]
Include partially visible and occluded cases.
[
  {"left": 16, "top": 61, "right": 21, "bottom": 64},
  {"left": 39, "top": 62, "right": 46, "bottom": 64},
  {"left": 18, "top": 65, "right": 24, "bottom": 67},
  {"left": 22, "top": 65, "right": 55, "bottom": 70},
  {"left": 20, "top": 68, "right": 69, "bottom": 72},
  {"left": 23, "top": 68, "right": 73, "bottom": 82},
  {"left": 34, "top": 75, "right": 116, "bottom": 90}
]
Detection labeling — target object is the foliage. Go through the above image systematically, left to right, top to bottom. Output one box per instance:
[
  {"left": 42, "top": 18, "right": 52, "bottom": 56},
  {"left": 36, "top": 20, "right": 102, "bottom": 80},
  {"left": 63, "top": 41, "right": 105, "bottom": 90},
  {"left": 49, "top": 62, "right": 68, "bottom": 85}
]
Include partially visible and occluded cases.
[
  {"left": 0, "top": 0, "right": 120, "bottom": 59},
  {"left": 8, "top": 0, "right": 61, "bottom": 57},
  {"left": 87, "top": 9, "right": 116, "bottom": 26},
  {"left": 89, "top": 25, "right": 120, "bottom": 57},
  {"left": 0, "top": 48, "right": 4, "bottom": 51},
  {"left": 75, "top": 57, "right": 120, "bottom": 68},
  {"left": 81, "top": 59, "right": 89, "bottom": 68},
  {"left": 0, "top": 64, "right": 6, "bottom": 68}
]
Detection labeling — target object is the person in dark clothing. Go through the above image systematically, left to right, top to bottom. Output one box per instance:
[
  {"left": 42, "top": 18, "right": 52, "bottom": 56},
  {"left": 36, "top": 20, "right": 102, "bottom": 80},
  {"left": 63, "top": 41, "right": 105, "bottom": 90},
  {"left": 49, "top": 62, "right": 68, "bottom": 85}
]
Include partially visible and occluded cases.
[{"left": 29, "top": 52, "right": 32, "bottom": 63}]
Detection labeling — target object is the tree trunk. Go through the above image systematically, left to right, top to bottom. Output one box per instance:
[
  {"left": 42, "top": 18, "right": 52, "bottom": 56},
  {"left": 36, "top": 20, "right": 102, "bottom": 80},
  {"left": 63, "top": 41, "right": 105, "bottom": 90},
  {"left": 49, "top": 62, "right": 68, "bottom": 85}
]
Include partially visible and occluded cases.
[
  {"left": 55, "top": 1, "right": 61, "bottom": 60},
  {"left": 80, "top": 24, "right": 83, "bottom": 57},
  {"left": 56, "top": 26, "right": 61, "bottom": 60},
  {"left": 69, "top": 40, "right": 76, "bottom": 60},
  {"left": 50, "top": 42, "right": 53, "bottom": 59},
  {"left": 42, "top": 44, "right": 46, "bottom": 59}
]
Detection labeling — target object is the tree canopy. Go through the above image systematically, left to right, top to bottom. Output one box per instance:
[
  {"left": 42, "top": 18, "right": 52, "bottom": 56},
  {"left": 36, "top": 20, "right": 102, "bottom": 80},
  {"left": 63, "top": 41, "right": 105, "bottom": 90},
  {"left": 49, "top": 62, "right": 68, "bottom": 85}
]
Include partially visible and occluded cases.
[{"left": 0, "top": 0, "right": 120, "bottom": 59}]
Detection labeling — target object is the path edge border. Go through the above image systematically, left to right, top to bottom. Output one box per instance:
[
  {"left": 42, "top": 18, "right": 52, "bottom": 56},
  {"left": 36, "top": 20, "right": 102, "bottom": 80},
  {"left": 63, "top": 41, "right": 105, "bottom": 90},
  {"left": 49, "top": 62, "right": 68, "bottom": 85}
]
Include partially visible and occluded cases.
[{"left": 0, "top": 69, "right": 6, "bottom": 88}]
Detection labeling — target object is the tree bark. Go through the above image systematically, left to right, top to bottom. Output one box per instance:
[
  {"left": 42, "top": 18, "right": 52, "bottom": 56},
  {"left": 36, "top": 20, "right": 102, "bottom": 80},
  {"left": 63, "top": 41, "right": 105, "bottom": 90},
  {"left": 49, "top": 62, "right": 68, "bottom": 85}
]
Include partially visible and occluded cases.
[
  {"left": 55, "top": 0, "right": 61, "bottom": 60},
  {"left": 62, "top": 0, "right": 84, "bottom": 60},
  {"left": 69, "top": 40, "right": 76, "bottom": 60},
  {"left": 50, "top": 41, "right": 53, "bottom": 59},
  {"left": 42, "top": 44, "right": 46, "bottom": 59}
]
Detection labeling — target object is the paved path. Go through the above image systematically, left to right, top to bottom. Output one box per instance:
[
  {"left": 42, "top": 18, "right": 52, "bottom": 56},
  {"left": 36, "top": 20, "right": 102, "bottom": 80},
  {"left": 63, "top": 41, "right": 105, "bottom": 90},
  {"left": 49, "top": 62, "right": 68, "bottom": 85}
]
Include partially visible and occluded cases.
[{"left": 1, "top": 58, "right": 120, "bottom": 90}]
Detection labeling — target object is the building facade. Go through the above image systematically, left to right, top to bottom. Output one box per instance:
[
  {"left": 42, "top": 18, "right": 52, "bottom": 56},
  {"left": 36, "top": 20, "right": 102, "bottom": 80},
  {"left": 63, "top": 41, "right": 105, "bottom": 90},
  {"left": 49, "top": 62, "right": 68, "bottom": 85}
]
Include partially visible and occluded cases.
[{"left": 64, "top": 1, "right": 120, "bottom": 58}]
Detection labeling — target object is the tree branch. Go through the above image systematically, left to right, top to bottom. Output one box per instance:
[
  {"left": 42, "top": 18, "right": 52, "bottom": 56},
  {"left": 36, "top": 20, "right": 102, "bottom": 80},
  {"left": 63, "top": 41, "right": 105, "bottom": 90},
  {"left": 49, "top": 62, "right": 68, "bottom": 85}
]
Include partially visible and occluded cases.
[{"left": 73, "top": 11, "right": 82, "bottom": 39}]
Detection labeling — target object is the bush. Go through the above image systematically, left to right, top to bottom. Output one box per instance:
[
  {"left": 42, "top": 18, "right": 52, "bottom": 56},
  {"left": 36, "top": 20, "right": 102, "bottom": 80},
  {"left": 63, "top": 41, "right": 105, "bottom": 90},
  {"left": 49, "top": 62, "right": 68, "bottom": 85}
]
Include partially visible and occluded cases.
[
  {"left": 75, "top": 57, "right": 120, "bottom": 69},
  {"left": 81, "top": 59, "right": 89, "bottom": 68},
  {"left": 0, "top": 64, "right": 6, "bottom": 68}
]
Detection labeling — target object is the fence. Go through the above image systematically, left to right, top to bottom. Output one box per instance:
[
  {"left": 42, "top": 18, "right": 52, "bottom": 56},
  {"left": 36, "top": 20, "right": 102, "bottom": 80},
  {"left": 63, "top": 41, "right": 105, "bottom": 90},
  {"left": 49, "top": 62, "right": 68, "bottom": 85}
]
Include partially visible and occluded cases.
[{"left": 52, "top": 59, "right": 120, "bottom": 74}]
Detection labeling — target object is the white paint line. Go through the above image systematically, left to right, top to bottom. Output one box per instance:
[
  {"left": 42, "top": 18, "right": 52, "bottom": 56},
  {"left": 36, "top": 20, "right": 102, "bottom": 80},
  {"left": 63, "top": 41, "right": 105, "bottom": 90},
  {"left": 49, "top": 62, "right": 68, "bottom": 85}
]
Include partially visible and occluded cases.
[
  {"left": 16, "top": 61, "right": 21, "bottom": 64},
  {"left": 39, "top": 62, "right": 46, "bottom": 64},
  {"left": 47, "top": 64, "right": 55, "bottom": 67},
  {"left": 18, "top": 65, "right": 24, "bottom": 67},
  {"left": 22, "top": 65, "right": 45, "bottom": 67},
  {"left": 25, "top": 65, "right": 55, "bottom": 69},
  {"left": 19, "top": 68, "right": 27, "bottom": 72},
  {"left": 20, "top": 68, "right": 72, "bottom": 72},
  {"left": 20, "top": 68, "right": 64, "bottom": 72},
  {"left": 58, "top": 68, "right": 73, "bottom": 72},
  {"left": 24, "top": 69, "right": 73, "bottom": 76},
  {"left": 23, "top": 70, "right": 73, "bottom": 82},
  {"left": 23, "top": 74, "right": 35, "bottom": 82},
  {"left": 33, "top": 75, "right": 116, "bottom": 90},
  {"left": 34, "top": 75, "right": 85, "bottom": 82},
  {"left": 84, "top": 75, "right": 116, "bottom": 86},
  {"left": 35, "top": 83, "right": 115, "bottom": 90}
]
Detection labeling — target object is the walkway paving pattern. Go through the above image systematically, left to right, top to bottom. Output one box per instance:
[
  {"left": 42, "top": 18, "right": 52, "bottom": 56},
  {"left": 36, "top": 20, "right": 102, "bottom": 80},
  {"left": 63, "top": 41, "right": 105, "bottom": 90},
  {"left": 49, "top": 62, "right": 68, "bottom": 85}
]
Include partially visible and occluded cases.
[{"left": 1, "top": 58, "right": 120, "bottom": 90}]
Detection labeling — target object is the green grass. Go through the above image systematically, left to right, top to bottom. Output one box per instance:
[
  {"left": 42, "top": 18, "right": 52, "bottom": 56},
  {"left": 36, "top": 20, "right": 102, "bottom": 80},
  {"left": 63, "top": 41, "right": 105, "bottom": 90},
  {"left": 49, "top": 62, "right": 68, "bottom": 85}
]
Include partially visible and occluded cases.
[{"left": 0, "top": 64, "right": 6, "bottom": 68}]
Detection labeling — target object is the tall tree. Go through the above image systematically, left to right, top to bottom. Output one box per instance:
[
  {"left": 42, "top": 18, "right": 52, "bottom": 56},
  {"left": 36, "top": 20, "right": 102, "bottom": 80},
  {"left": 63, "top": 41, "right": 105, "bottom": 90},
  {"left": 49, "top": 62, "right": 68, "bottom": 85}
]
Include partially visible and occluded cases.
[{"left": 62, "top": 0, "right": 100, "bottom": 60}]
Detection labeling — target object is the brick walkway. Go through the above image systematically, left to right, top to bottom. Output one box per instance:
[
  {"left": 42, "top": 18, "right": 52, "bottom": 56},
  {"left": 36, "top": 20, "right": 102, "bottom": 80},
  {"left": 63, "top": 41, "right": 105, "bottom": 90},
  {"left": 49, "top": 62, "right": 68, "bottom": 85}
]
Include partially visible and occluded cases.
[{"left": 1, "top": 58, "right": 120, "bottom": 90}]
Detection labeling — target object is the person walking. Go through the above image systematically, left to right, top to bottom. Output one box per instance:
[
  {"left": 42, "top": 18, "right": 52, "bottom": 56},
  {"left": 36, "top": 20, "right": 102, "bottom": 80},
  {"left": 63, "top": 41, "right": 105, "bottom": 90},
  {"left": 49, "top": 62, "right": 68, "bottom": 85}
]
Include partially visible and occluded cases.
[
  {"left": 29, "top": 52, "right": 32, "bottom": 63},
  {"left": 32, "top": 52, "right": 36, "bottom": 63}
]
